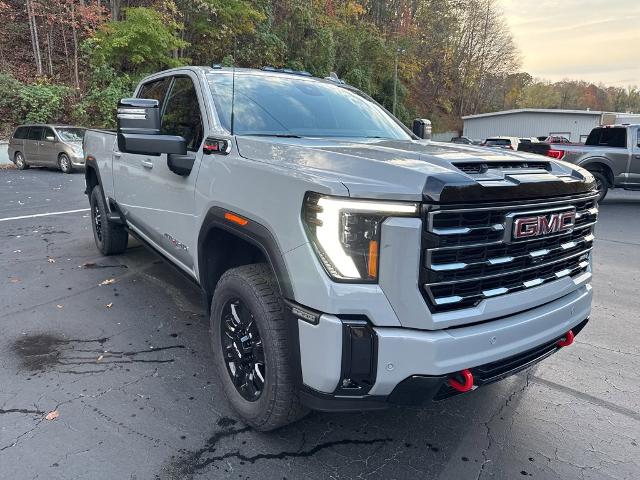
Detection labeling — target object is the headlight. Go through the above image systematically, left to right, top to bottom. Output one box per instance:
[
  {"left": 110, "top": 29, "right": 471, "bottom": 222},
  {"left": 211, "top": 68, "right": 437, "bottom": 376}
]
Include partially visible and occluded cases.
[
  {"left": 72, "top": 147, "right": 83, "bottom": 157},
  {"left": 302, "top": 193, "right": 419, "bottom": 282}
]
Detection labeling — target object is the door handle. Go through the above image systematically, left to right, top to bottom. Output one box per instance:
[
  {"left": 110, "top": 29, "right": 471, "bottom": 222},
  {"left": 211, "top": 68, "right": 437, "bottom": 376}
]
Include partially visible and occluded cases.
[{"left": 141, "top": 159, "right": 153, "bottom": 169}]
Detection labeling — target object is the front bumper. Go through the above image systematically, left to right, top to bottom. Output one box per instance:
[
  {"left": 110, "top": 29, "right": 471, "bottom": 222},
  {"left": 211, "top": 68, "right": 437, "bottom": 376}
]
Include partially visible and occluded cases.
[
  {"left": 70, "top": 155, "right": 85, "bottom": 167},
  {"left": 290, "top": 283, "right": 591, "bottom": 411}
]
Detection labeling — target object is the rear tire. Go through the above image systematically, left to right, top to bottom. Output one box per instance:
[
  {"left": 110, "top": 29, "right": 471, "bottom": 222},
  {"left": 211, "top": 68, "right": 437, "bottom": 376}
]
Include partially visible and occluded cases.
[
  {"left": 14, "top": 152, "right": 28, "bottom": 170},
  {"left": 59, "top": 153, "right": 73, "bottom": 174},
  {"left": 591, "top": 171, "right": 609, "bottom": 203},
  {"left": 90, "top": 185, "right": 128, "bottom": 255},
  {"left": 210, "top": 263, "right": 308, "bottom": 431}
]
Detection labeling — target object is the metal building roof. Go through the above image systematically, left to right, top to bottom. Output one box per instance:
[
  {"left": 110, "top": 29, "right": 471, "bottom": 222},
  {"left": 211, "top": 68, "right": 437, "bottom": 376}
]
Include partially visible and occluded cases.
[{"left": 462, "top": 108, "right": 607, "bottom": 120}]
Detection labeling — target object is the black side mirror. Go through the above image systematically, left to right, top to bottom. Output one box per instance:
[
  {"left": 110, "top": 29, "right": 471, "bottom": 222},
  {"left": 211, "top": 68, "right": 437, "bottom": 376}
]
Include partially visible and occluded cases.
[
  {"left": 116, "top": 98, "right": 187, "bottom": 156},
  {"left": 412, "top": 118, "right": 432, "bottom": 140}
]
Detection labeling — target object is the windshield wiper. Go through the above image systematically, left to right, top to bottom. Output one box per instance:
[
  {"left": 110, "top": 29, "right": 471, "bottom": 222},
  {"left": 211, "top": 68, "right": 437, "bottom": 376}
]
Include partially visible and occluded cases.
[{"left": 241, "top": 133, "right": 302, "bottom": 138}]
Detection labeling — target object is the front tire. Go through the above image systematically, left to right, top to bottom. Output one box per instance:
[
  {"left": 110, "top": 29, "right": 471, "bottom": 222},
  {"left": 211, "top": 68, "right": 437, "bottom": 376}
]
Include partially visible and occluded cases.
[
  {"left": 14, "top": 152, "right": 28, "bottom": 170},
  {"left": 59, "top": 153, "right": 73, "bottom": 174},
  {"left": 90, "top": 185, "right": 128, "bottom": 255},
  {"left": 210, "top": 264, "right": 308, "bottom": 431}
]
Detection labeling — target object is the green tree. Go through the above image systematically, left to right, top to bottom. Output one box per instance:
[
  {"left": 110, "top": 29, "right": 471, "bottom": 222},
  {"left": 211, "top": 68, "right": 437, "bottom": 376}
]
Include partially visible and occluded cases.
[
  {"left": 90, "top": 7, "right": 188, "bottom": 74},
  {"left": 72, "top": 64, "right": 139, "bottom": 128},
  {"left": 17, "top": 81, "right": 70, "bottom": 124}
]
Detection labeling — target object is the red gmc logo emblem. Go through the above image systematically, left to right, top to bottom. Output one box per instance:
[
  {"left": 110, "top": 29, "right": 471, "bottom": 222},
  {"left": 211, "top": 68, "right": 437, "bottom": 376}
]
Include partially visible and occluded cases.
[{"left": 513, "top": 210, "right": 576, "bottom": 240}]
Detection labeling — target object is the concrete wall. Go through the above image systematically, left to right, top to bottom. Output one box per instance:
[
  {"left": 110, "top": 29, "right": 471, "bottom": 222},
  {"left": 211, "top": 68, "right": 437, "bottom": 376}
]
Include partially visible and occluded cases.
[
  {"left": 463, "top": 112, "right": 602, "bottom": 142},
  {"left": 431, "top": 130, "right": 459, "bottom": 142},
  {"left": 0, "top": 142, "right": 9, "bottom": 165}
]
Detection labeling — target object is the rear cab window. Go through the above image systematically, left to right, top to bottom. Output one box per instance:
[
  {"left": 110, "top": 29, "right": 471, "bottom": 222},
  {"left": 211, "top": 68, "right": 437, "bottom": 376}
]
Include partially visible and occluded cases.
[
  {"left": 585, "top": 127, "right": 627, "bottom": 148},
  {"left": 485, "top": 138, "right": 511, "bottom": 146}
]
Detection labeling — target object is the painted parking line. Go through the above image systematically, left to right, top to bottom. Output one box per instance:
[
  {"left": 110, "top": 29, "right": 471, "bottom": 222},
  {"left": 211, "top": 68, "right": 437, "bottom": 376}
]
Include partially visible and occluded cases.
[{"left": 0, "top": 208, "right": 90, "bottom": 223}]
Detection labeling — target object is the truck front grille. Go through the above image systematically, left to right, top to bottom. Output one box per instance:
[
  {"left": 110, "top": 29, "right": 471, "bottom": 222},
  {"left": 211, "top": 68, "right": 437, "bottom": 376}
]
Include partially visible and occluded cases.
[{"left": 421, "top": 193, "right": 598, "bottom": 313}]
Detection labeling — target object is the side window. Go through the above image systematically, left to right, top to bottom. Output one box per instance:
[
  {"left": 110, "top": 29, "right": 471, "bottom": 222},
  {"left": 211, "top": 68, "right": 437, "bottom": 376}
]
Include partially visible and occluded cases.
[
  {"left": 161, "top": 77, "right": 204, "bottom": 152},
  {"left": 137, "top": 78, "right": 170, "bottom": 109},
  {"left": 13, "top": 126, "right": 28, "bottom": 139},
  {"left": 27, "top": 126, "right": 44, "bottom": 141},
  {"left": 42, "top": 127, "right": 55, "bottom": 141},
  {"left": 637, "top": 129, "right": 640, "bottom": 147}
]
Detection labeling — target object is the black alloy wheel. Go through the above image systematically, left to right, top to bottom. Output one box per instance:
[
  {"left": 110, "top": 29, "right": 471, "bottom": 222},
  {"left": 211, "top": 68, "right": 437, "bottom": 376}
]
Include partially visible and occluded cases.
[
  {"left": 93, "top": 202, "right": 103, "bottom": 243},
  {"left": 220, "top": 298, "right": 266, "bottom": 401}
]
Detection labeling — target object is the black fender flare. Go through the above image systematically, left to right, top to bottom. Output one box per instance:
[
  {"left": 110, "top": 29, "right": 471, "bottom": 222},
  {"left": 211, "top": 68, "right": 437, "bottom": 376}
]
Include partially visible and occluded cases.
[
  {"left": 84, "top": 156, "right": 103, "bottom": 196},
  {"left": 579, "top": 157, "right": 617, "bottom": 180},
  {"left": 197, "top": 207, "right": 295, "bottom": 301}
]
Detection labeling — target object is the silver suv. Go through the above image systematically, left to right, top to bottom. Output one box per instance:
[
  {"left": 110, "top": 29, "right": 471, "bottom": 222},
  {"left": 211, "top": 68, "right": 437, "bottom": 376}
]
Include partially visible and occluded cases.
[{"left": 8, "top": 124, "right": 86, "bottom": 173}]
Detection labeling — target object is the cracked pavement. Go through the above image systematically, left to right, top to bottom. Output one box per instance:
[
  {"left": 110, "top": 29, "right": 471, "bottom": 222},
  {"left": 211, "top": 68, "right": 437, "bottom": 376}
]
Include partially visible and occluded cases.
[{"left": 1, "top": 168, "right": 638, "bottom": 479}]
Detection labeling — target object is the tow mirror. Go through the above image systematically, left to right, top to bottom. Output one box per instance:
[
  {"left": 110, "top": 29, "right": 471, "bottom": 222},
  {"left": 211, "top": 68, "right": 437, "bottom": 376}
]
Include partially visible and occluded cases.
[
  {"left": 116, "top": 98, "right": 186, "bottom": 156},
  {"left": 117, "top": 98, "right": 160, "bottom": 135},
  {"left": 412, "top": 118, "right": 432, "bottom": 140},
  {"left": 412, "top": 118, "right": 431, "bottom": 140}
]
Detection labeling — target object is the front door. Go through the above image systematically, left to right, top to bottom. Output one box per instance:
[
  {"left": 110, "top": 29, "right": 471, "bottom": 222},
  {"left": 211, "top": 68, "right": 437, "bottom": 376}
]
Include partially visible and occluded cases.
[
  {"left": 24, "top": 126, "right": 43, "bottom": 164},
  {"left": 40, "top": 126, "right": 58, "bottom": 166}
]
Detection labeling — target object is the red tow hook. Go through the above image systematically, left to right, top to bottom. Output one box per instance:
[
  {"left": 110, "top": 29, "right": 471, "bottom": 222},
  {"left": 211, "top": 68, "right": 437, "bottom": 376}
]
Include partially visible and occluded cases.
[
  {"left": 557, "top": 330, "right": 575, "bottom": 347},
  {"left": 448, "top": 368, "right": 474, "bottom": 393}
]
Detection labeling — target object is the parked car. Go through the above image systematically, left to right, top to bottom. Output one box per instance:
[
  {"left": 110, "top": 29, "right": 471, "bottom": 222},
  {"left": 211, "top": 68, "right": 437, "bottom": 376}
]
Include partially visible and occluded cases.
[
  {"left": 84, "top": 66, "right": 597, "bottom": 431},
  {"left": 8, "top": 124, "right": 86, "bottom": 173},
  {"left": 544, "top": 135, "right": 571, "bottom": 144},
  {"left": 451, "top": 136, "right": 474, "bottom": 144},
  {"left": 481, "top": 136, "right": 519, "bottom": 150}
]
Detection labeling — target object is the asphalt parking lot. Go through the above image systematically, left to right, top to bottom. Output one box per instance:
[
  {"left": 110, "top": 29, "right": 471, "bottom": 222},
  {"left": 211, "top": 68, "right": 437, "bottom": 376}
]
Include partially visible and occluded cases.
[{"left": 1, "top": 167, "right": 639, "bottom": 480}]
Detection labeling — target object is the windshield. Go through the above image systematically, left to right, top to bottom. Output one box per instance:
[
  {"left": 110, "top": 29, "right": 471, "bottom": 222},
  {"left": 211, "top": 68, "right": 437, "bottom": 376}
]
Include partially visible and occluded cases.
[
  {"left": 207, "top": 73, "right": 412, "bottom": 140},
  {"left": 57, "top": 128, "right": 85, "bottom": 143}
]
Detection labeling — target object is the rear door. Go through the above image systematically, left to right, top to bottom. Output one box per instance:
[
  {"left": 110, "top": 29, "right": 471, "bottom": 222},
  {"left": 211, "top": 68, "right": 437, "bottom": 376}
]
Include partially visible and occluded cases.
[
  {"left": 133, "top": 74, "right": 205, "bottom": 270},
  {"left": 113, "top": 76, "right": 172, "bottom": 232},
  {"left": 24, "top": 126, "right": 43, "bottom": 164}
]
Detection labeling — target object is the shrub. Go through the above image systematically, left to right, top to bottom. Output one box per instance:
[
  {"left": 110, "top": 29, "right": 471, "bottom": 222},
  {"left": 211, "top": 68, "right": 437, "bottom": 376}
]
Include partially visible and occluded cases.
[{"left": 17, "top": 82, "right": 70, "bottom": 124}]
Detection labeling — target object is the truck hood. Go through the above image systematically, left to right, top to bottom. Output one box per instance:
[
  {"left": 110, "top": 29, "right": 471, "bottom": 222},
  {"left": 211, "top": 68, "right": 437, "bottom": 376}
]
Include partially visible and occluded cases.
[{"left": 236, "top": 137, "right": 595, "bottom": 203}]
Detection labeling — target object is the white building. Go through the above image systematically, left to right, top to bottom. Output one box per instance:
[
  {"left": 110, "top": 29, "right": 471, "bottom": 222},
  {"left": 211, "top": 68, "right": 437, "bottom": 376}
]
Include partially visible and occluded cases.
[{"left": 462, "top": 109, "right": 640, "bottom": 143}]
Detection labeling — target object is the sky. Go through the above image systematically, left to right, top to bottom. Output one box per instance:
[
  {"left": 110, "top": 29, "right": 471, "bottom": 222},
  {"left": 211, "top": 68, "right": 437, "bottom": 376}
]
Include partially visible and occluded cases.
[{"left": 500, "top": 0, "right": 640, "bottom": 86}]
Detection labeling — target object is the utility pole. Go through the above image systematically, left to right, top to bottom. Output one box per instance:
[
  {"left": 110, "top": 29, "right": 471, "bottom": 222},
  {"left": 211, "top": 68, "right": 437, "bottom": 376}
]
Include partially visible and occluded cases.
[{"left": 392, "top": 47, "right": 405, "bottom": 116}]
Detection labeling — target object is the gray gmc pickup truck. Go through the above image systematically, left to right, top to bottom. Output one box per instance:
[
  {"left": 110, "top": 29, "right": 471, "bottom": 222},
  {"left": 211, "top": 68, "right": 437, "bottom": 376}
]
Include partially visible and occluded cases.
[{"left": 83, "top": 66, "right": 598, "bottom": 431}]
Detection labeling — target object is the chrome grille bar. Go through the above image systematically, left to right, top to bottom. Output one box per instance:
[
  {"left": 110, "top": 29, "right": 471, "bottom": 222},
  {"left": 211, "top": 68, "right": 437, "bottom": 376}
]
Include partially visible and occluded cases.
[
  {"left": 429, "top": 232, "right": 594, "bottom": 272},
  {"left": 425, "top": 247, "right": 592, "bottom": 287}
]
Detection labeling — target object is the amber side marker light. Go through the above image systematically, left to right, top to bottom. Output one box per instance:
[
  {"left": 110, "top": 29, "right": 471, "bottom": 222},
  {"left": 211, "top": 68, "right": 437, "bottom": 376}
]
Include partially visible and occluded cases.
[
  {"left": 224, "top": 212, "right": 249, "bottom": 226},
  {"left": 367, "top": 239, "right": 379, "bottom": 279}
]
